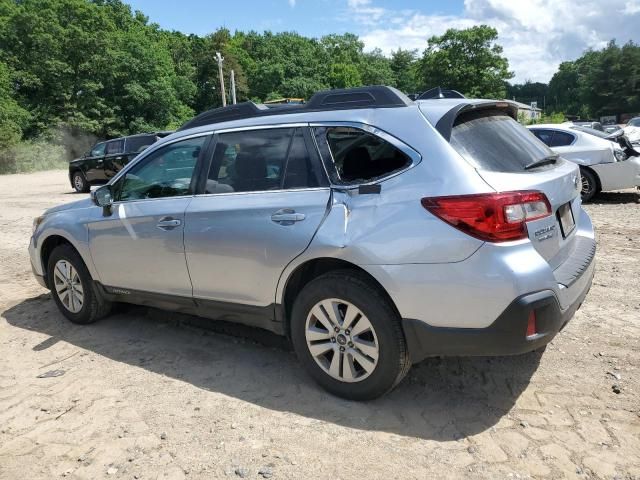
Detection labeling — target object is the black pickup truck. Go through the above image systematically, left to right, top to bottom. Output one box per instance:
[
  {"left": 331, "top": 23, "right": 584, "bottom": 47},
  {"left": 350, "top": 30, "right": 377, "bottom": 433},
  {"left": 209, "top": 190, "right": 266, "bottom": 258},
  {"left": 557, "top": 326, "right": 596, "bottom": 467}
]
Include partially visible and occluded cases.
[{"left": 68, "top": 132, "right": 173, "bottom": 192}]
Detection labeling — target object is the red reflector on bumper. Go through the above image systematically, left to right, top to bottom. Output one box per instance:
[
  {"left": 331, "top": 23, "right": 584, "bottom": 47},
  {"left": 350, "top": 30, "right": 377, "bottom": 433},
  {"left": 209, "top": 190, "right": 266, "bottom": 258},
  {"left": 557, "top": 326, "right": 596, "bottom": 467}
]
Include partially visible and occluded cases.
[{"left": 526, "top": 311, "right": 537, "bottom": 337}]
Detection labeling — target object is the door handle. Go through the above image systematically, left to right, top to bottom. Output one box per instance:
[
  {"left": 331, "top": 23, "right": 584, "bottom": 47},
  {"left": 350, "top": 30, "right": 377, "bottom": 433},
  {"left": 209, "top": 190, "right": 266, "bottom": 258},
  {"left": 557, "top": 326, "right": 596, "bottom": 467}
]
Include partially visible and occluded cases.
[
  {"left": 271, "top": 209, "right": 305, "bottom": 225},
  {"left": 156, "top": 217, "right": 182, "bottom": 230}
]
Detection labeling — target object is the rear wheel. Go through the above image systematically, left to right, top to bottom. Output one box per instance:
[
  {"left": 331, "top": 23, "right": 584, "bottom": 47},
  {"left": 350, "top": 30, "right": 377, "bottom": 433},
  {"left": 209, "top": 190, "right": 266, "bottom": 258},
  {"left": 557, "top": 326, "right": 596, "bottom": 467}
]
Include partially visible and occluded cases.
[
  {"left": 580, "top": 168, "right": 598, "bottom": 202},
  {"left": 72, "top": 171, "right": 90, "bottom": 193},
  {"left": 47, "top": 245, "right": 111, "bottom": 324},
  {"left": 291, "top": 270, "right": 410, "bottom": 400}
]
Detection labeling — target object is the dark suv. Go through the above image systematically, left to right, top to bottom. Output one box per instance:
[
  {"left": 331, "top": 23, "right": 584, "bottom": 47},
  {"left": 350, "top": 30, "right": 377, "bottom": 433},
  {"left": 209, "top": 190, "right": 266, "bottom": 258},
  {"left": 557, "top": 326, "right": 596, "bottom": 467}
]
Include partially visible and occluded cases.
[{"left": 68, "top": 132, "right": 172, "bottom": 192}]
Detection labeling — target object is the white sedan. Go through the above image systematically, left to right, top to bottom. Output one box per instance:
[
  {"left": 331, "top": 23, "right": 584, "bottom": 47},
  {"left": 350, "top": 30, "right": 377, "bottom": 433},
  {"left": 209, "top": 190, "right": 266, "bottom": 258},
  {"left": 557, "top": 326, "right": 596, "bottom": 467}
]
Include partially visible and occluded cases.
[{"left": 528, "top": 123, "right": 640, "bottom": 201}]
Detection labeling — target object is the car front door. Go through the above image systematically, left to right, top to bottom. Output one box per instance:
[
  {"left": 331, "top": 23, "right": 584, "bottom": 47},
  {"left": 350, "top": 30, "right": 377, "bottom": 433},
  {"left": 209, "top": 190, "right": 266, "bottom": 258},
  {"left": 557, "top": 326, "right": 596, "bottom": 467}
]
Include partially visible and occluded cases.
[
  {"left": 184, "top": 127, "right": 330, "bottom": 318},
  {"left": 88, "top": 134, "right": 211, "bottom": 297},
  {"left": 103, "top": 138, "right": 126, "bottom": 179},
  {"left": 84, "top": 142, "right": 107, "bottom": 182}
]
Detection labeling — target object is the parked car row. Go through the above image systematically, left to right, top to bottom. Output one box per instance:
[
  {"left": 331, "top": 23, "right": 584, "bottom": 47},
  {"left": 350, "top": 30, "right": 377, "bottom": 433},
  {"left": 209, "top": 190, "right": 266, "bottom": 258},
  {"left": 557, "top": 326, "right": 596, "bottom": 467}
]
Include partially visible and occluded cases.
[
  {"left": 36, "top": 86, "right": 596, "bottom": 399},
  {"left": 528, "top": 122, "right": 640, "bottom": 201},
  {"left": 69, "top": 131, "right": 173, "bottom": 193}
]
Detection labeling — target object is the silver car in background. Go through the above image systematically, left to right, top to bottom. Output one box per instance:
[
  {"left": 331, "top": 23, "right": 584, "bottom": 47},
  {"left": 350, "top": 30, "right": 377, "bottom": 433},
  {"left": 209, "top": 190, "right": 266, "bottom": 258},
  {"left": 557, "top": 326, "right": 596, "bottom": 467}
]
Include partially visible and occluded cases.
[
  {"left": 29, "top": 86, "right": 595, "bottom": 400},
  {"left": 528, "top": 123, "right": 640, "bottom": 201}
]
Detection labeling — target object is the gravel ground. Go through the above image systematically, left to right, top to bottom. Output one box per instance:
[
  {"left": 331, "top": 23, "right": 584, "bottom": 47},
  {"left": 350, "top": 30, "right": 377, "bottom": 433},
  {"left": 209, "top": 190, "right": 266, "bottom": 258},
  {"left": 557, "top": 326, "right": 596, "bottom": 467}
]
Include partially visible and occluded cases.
[{"left": 0, "top": 170, "right": 639, "bottom": 480}]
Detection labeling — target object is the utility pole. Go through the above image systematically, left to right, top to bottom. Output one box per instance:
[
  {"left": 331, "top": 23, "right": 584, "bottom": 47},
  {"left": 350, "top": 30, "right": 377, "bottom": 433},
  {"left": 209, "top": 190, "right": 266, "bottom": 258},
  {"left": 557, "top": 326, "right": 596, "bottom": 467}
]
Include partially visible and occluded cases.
[
  {"left": 215, "top": 51, "right": 226, "bottom": 107},
  {"left": 230, "top": 70, "right": 237, "bottom": 105}
]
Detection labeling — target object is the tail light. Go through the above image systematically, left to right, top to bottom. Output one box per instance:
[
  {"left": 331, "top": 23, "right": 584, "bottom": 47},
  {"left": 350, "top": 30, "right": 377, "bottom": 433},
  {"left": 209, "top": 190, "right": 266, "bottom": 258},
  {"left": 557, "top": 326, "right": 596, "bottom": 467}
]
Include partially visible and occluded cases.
[{"left": 421, "top": 191, "right": 552, "bottom": 242}]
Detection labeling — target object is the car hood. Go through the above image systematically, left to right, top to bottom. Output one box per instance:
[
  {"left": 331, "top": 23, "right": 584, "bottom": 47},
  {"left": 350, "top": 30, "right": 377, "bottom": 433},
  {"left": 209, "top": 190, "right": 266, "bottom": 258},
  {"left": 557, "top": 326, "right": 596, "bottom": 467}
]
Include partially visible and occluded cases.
[{"left": 44, "top": 198, "right": 94, "bottom": 215}]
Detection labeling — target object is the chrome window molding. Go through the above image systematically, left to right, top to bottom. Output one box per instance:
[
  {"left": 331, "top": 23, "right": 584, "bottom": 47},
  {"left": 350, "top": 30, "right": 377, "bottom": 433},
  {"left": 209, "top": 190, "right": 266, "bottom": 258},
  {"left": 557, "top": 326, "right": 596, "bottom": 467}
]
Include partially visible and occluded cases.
[
  {"left": 308, "top": 121, "right": 423, "bottom": 188},
  {"left": 214, "top": 123, "right": 308, "bottom": 134},
  {"left": 194, "top": 186, "right": 330, "bottom": 199},
  {"left": 110, "top": 194, "right": 195, "bottom": 207}
]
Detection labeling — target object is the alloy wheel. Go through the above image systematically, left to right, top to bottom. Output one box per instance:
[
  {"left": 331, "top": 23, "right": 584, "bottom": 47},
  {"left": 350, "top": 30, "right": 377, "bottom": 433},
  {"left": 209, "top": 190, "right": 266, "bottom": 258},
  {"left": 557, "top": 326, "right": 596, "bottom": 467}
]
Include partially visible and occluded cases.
[
  {"left": 53, "top": 260, "right": 84, "bottom": 313},
  {"left": 305, "top": 298, "right": 379, "bottom": 383}
]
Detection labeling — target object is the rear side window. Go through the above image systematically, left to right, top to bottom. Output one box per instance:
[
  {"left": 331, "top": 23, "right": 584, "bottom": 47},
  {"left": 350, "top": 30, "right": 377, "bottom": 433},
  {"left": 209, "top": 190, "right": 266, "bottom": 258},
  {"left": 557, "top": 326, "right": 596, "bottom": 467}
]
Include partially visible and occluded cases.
[
  {"left": 451, "top": 111, "right": 555, "bottom": 172},
  {"left": 313, "top": 126, "right": 411, "bottom": 184},
  {"left": 205, "top": 128, "right": 327, "bottom": 194},
  {"left": 531, "top": 129, "right": 554, "bottom": 146},
  {"left": 549, "top": 131, "right": 575, "bottom": 147},
  {"left": 126, "top": 135, "right": 157, "bottom": 154},
  {"left": 106, "top": 139, "right": 124, "bottom": 155}
]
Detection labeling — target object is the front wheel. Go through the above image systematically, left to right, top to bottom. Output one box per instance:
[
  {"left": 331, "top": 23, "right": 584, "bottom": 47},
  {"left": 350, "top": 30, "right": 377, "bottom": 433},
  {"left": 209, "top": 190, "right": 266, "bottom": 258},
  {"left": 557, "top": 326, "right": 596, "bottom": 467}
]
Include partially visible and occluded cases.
[
  {"left": 72, "top": 171, "right": 90, "bottom": 193},
  {"left": 47, "top": 245, "right": 111, "bottom": 324},
  {"left": 291, "top": 271, "right": 410, "bottom": 400}
]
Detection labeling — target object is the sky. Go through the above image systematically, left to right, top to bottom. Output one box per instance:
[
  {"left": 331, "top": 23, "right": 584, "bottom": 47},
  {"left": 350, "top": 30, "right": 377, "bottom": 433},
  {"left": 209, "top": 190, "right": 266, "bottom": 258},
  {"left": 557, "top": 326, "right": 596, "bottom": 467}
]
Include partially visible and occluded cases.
[{"left": 126, "top": 0, "right": 640, "bottom": 84}]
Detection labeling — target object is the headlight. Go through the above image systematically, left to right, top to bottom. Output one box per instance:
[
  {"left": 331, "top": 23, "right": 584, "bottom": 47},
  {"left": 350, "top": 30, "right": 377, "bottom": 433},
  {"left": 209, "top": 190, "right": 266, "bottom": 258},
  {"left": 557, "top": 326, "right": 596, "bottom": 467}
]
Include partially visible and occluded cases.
[
  {"left": 614, "top": 149, "right": 627, "bottom": 162},
  {"left": 32, "top": 215, "right": 44, "bottom": 234}
]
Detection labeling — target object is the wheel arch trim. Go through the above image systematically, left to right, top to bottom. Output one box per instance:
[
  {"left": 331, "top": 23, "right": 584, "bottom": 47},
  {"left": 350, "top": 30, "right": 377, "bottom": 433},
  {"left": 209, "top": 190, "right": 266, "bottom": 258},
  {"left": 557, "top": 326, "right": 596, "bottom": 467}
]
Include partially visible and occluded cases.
[{"left": 276, "top": 256, "right": 402, "bottom": 336}]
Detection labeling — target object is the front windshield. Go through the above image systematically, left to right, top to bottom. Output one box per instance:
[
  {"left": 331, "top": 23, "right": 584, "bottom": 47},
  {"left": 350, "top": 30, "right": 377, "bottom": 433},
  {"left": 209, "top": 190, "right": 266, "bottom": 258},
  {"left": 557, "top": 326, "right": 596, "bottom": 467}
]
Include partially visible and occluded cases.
[{"left": 628, "top": 118, "right": 640, "bottom": 127}]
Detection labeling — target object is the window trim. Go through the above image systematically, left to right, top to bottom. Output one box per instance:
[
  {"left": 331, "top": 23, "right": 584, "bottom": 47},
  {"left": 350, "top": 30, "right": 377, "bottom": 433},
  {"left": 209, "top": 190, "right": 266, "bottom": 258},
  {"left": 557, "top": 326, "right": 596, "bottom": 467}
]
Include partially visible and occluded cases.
[
  {"left": 309, "top": 121, "right": 422, "bottom": 188},
  {"left": 193, "top": 124, "right": 331, "bottom": 197},
  {"left": 109, "top": 132, "right": 213, "bottom": 205}
]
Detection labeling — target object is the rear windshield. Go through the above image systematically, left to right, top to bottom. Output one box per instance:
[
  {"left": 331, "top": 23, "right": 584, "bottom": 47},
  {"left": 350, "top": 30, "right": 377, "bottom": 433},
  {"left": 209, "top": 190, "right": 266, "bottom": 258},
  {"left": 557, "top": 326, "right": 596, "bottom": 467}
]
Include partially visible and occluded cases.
[
  {"left": 451, "top": 110, "right": 555, "bottom": 172},
  {"left": 570, "top": 125, "right": 610, "bottom": 139},
  {"left": 126, "top": 135, "right": 157, "bottom": 153}
]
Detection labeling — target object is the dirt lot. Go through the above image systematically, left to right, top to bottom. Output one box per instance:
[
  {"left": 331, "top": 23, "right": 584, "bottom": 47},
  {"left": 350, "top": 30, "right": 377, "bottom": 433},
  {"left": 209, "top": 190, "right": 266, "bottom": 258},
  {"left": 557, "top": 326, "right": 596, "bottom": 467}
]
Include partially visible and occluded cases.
[{"left": 0, "top": 170, "right": 639, "bottom": 480}]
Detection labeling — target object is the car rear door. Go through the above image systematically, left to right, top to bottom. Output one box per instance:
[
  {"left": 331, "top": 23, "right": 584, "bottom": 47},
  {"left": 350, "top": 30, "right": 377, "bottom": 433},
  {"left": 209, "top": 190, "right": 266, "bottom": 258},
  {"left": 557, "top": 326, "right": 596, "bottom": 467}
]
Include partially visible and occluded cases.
[
  {"left": 183, "top": 126, "right": 330, "bottom": 316},
  {"left": 103, "top": 139, "right": 125, "bottom": 179}
]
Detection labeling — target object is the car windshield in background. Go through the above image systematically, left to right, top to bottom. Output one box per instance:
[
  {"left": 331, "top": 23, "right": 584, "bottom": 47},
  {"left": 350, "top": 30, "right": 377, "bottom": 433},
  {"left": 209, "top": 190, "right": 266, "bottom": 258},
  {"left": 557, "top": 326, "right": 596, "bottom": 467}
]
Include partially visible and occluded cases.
[
  {"left": 450, "top": 111, "right": 556, "bottom": 172},
  {"left": 627, "top": 118, "right": 640, "bottom": 127},
  {"left": 570, "top": 125, "right": 610, "bottom": 139},
  {"left": 126, "top": 135, "right": 156, "bottom": 153}
]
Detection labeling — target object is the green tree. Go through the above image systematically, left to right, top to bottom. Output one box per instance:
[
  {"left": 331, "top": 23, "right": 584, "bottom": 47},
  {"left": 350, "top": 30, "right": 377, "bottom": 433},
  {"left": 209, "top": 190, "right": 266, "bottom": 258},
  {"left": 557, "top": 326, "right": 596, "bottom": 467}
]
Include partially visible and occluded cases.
[
  {"left": 418, "top": 25, "right": 513, "bottom": 98},
  {"left": 359, "top": 48, "right": 395, "bottom": 86},
  {"left": 390, "top": 48, "right": 419, "bottom": 93},
  {"left": 0, "top": 60, "right": 30, "bottom": 149}
]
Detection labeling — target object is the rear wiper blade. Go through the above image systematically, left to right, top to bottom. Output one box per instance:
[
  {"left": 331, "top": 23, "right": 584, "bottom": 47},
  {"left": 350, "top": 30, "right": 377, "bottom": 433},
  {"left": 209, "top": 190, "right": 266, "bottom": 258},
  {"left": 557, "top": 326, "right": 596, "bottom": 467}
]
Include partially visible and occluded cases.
[{"left": 524, "top": 155, "right": 558, "bottom": 170}]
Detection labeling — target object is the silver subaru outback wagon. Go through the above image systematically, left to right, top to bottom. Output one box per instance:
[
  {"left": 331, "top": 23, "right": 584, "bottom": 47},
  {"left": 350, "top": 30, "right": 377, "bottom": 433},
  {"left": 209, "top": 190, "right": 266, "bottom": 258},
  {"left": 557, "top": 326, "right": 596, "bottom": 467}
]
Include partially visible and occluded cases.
[{"left": 29, "top": 86, "right": 595, "bottom": 400}]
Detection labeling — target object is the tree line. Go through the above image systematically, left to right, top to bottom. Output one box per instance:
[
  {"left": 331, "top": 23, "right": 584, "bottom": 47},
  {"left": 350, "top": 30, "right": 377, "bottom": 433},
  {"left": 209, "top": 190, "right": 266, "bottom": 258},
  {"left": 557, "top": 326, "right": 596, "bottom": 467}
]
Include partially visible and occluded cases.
[
  {"left": 0, "top": 0, "right": 512, "bottom": 154},
  {"left": 1, "top": 0, "right": 638, "bottom": 169},
  {"left": 507, "top": 40, "right": 640, "bottom": 121}
]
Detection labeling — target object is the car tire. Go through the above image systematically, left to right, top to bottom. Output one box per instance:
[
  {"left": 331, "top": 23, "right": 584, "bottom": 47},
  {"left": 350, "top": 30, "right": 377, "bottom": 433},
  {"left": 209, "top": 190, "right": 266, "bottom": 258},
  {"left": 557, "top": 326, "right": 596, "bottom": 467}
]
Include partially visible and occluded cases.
[
  {"left": 580, "top": 168, "right": 598, "bottom": 202},
  {"left": 72, "top": 171, "right": 90, "bottom": 193},
  {"left": 47, "top": 244, "right": 111, "bottom": 324},
  {"left": 291, "top": 270, "right": 410, "bottom": 400}
]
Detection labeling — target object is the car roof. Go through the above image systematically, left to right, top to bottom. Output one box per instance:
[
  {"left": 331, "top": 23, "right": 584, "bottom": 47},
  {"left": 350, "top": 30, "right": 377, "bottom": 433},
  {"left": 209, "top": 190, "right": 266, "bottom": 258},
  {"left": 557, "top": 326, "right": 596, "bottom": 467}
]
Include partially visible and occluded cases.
[
  {"left": 178, "top": 86, "right": 413, "bottom": 132},
  {"left": 169, "top": 88, "right": 520, "bottom": 148},
  {"left": 528, "top": 124, "right": 569, "bottom": 129}
]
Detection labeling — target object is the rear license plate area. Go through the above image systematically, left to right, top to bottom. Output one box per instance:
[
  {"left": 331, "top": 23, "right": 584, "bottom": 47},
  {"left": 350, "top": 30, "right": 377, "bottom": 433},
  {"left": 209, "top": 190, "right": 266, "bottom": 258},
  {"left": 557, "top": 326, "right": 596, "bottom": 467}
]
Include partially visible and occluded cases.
[{"left": 557, "top": 202, "right": 575, "bottom": 238}]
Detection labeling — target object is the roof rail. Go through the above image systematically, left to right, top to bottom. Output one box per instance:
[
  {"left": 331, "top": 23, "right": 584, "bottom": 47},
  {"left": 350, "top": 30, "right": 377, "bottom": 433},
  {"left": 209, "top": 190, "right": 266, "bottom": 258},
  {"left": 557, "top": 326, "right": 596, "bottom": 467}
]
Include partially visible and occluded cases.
[
  {"left": 178, "top": 85, "right": 412, "bottom": 131},
  {"left": 418, "top": 87, "right": 466, "bottom": 100}
]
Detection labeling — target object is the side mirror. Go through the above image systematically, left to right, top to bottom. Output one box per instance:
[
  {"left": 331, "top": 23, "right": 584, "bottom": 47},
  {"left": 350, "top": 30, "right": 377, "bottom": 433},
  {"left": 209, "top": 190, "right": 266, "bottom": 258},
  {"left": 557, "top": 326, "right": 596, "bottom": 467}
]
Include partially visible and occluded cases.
[{"left": 93, "top": 185, "right": 113, "bottom": 215}]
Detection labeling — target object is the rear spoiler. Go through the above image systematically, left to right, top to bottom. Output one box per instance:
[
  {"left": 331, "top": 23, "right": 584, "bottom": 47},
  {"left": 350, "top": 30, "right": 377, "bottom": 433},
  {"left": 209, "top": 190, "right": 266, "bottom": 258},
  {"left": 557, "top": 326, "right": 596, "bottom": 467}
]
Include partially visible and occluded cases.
[{"left": 435, "top": 101, "right": 519, "bottom": 141}]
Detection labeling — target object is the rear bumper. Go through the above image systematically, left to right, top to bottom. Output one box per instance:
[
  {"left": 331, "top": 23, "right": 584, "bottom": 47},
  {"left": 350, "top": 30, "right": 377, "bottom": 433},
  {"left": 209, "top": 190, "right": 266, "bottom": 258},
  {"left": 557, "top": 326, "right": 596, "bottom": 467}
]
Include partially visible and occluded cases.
[{"left": 402, "top": 257, "right": 594, "bottom": 363}]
